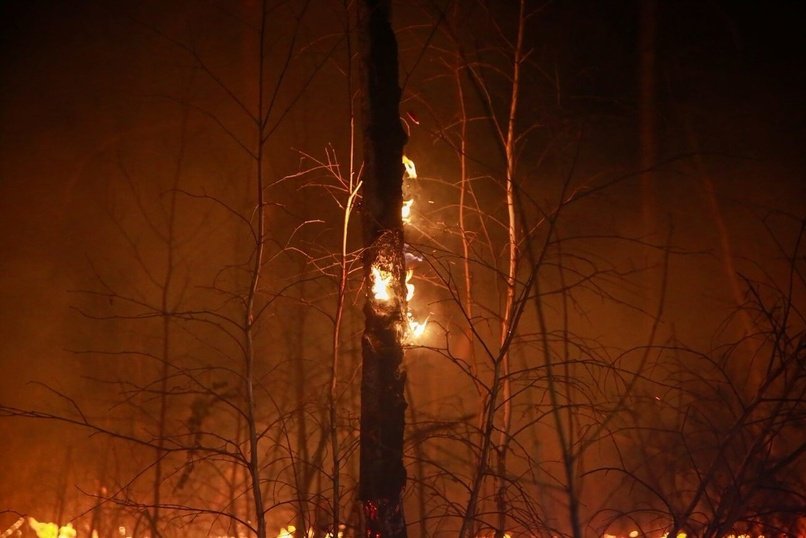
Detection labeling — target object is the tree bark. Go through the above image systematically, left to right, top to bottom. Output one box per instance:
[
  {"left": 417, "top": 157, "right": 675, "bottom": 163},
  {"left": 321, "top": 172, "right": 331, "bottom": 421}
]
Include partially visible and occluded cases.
[{"left": 357, "top": 1, "right": 408, "bottom": 537}]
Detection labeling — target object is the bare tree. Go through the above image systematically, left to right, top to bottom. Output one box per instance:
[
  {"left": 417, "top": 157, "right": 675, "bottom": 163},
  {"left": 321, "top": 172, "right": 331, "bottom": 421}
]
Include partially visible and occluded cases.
[{"left": 592, "top": 217, "right": 806, "bottom": 538}]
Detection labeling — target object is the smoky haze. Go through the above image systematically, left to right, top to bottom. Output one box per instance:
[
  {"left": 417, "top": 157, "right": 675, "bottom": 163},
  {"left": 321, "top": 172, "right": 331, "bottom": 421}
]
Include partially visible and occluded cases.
[{"left": 1, "top": 1, "right": 803, "bottom": 537}]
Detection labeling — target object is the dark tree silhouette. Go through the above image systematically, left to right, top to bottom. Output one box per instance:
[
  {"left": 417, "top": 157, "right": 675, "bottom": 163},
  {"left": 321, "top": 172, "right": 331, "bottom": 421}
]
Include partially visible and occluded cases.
[{"left": 357, "top": 0, "right": 408, "bottom": 536}]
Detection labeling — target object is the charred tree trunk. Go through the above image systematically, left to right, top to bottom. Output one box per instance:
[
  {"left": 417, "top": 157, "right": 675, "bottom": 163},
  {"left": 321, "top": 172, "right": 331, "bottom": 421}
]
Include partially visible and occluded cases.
[{"left": 357, "top": 1, "right": 408, "bottom": 537}]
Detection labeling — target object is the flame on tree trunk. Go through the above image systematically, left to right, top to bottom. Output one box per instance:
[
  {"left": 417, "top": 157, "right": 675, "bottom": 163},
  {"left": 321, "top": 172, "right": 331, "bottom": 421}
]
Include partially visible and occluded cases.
[{"left": 357, "top": 0, "right": 408, "bottom": 537}]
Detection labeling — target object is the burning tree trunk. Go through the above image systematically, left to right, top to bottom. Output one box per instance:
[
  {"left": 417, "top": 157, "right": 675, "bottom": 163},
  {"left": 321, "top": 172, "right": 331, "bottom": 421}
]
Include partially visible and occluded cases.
[{"left": 357, "top": 1, "right": 408, "bottom": 536}]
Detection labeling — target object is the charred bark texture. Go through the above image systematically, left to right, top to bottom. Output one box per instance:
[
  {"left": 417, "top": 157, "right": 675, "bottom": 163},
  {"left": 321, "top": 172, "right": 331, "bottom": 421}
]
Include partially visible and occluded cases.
[{"left": 357, "top": 0, "right": 408, "bottom": 537}]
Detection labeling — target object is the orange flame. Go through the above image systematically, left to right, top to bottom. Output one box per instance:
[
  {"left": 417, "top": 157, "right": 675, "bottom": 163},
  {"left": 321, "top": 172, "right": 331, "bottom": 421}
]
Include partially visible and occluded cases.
[
  {"left": 402, "top": 155, "right": 417, "bottom": 179},
  {"left": 402, "top": 199, "right": 413, "bottom": 223},
  {"left": 371, "top": 265, "right": 393, "bottom": 302},
  {"left": 405, "top": 269, "right": 415, "bottom": 301},
  {"left": 407, "top": 312, "right": 429, "bottom": 339},
  {"left": 28, "top": 518, "right": 76, "bottom": 538}
]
